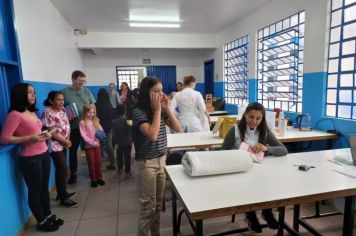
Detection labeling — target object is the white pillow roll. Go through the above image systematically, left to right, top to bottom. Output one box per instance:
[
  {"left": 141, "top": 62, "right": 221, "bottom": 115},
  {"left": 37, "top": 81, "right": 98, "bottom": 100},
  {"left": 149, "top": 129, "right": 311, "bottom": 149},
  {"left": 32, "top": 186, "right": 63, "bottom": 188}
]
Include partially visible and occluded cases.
[{"left": 182, "top": 149, "right": 253, "bottom": 176}]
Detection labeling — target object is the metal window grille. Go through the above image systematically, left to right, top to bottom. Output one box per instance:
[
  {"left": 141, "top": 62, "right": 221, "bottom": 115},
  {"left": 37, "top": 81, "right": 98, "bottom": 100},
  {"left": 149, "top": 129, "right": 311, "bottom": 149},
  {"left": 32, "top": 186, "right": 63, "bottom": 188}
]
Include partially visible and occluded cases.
[
  {"left": 326, "top": 0, "right": 356, "bottom": 119},
  {"left": 257, "top": 11, "right": 305, "bottom": 112},
  {"left": 224, "top": 35, "right": 249, "bottom": 105},
  {"left": 116, "top": 69, "right": 139, "bottom": 89}
]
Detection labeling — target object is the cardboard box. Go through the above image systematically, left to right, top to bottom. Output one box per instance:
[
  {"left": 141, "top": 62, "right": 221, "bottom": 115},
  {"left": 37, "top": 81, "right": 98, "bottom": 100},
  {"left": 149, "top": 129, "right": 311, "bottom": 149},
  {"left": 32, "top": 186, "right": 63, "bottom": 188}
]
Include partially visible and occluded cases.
[{"left": 212, "top": 116, "right": 237, "bottom": 138}]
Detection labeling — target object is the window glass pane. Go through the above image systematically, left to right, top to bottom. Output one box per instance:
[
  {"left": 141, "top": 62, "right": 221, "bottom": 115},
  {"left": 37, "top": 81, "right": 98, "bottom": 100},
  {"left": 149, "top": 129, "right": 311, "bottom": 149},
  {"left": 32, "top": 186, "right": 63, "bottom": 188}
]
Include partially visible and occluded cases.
[
  {"left": 332, "top": 0, "right": 343, "bottom": 10},
  {"left": 345, "top": 0, "right": 356, "bottom": 6},
  {"left": 344, "top": 5, "right": 356, "bottom": 23},
  {"left": 331, "top": 9, "right": 342, "bottom": 27},
  {"left": 300, "top": 11, "right": 305, "bottom": 23},
  {"left": 343, "top": 22, "right": 356, "bottom": 39},
  {"left": 330, "top": 26, "right": 341, "bottom": 43},
  {"left": 342, "top": 40, "right": 356, "bottom": 55},
  {"left": 329, "top": 43, "right": 340, "bottom": 57},
  {"left": 341, "top": 57, "right": 355, "bottom": 71},
  {"left": 328, "top": 58, "right": 339, "bottom": 73},
  {"left": 340, "top": 73, "right": 353, "bottom": 86},
  {"left": 328, "top": 74, "right": 338, "bottom": 87},
  {"left": 327, "top": 89, "right": 337, "bottom": 103},
  {"left": 339, "top": 90, "right": 352, "bottom": 102},
  {"left": 354, "top": 90, "right": 356, "bottom": 102},
  {"left": 326, "top": 105, "right": 336, "bottom": 116},
  {"left": 338, "top": 105, "right": 351, "bottom": 118},
  {"left": 353, "top": 106, "right": 356, "bottom": 119}
]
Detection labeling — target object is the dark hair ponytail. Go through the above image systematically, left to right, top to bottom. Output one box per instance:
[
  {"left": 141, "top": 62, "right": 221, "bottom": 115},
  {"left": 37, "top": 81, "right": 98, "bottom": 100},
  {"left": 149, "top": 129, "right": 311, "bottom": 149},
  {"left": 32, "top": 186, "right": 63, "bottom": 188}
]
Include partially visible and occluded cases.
[{"left": 44, "top": 91, "right": 63, "bottom": 107}]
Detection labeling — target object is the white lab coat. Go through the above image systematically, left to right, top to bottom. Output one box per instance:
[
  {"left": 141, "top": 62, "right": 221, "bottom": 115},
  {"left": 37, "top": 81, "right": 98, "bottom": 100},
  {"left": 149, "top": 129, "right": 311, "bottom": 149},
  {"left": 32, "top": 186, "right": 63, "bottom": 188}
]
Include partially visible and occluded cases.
[{"left": 170, "top": 88, "right": 210, "bottom": 132}]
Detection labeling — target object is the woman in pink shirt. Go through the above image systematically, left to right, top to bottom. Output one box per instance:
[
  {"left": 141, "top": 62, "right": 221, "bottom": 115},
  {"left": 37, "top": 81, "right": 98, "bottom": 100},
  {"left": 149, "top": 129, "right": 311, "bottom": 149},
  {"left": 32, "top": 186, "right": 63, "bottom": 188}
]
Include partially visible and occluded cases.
[
  {"left": 0, "top": 83, "right": 63, "bottom": 232},
  {"left": 79, "top": 104, "right": 105, "bottom": 188}
]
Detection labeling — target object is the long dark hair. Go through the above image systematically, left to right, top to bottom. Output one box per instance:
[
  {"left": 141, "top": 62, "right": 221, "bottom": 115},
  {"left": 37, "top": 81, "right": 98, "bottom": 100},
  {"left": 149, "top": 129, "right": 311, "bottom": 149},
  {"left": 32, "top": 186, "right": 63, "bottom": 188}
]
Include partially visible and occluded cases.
[
  {"left": 137, "top": 76, "right": 161, "bottom": 121},
  {"left": 9, "top": 83, "right": 38, "bottom": 112},
  {"left": 96, "top": 88, "right": 110, "bottom": 105},
  {"left": 44, "top": 91, "right": 62, "bottom": 107},
  {"left": 238, "top": 102, "right": 267, "bottom": 144}
]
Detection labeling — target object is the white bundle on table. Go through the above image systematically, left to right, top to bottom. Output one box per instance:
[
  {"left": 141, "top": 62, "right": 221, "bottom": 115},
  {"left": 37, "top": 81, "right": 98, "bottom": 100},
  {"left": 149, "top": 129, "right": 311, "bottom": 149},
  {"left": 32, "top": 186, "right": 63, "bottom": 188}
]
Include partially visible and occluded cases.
[{"left": 182, "top": 150, "right": 253, "bottom": 176}]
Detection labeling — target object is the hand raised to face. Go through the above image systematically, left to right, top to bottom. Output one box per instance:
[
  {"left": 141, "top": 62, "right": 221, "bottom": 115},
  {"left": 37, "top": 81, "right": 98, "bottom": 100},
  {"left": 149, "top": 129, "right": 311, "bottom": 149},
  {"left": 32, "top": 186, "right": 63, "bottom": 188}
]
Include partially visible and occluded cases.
[
  {"left": 150, "top": 91, "right": 162, "bottom": 112},
  {"left": 160, "top": 93, "right": 169, "bottom": 111}
]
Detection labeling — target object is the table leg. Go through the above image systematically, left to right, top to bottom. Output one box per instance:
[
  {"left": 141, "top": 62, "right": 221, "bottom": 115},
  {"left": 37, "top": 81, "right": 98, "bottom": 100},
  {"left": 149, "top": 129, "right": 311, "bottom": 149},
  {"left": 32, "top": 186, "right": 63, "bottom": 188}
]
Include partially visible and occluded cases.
[
  {"left": 326, "top": 139, "right": 333, "bottom": 149},
  {"left": 172, "top": 188, "right": 178, "bottom": 236},
  {"left": 342, "top": 196, "right": 355, "bottom": 236},
  {"left": 293, "top": 204, "right": 300, "bottom": 231},
  {"left": 277, "top": 207, "right": 285, "bottom": 236},
  {"left": 195, "top": 220, "right": 203, "bottom": 236}
]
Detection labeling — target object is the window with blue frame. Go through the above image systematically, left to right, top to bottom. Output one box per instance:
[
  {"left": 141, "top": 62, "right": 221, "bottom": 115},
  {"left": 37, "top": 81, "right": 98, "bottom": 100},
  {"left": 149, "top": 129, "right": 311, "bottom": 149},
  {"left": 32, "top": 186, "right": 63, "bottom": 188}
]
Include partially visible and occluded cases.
[
  {"left": 0, "top": 0, "right": 22, "bottom": 131},
  {"left": 326, "top": 0, "right": 356, "bottom": 119},
  {"left": 257, "top": 11, "right": 305, "bottom": 112},
  {"left": 224, "top": 35, "right": 249, "bottom": 105},
  {"left": 116, "top": 69, "right": 139, "bottom": 90}
]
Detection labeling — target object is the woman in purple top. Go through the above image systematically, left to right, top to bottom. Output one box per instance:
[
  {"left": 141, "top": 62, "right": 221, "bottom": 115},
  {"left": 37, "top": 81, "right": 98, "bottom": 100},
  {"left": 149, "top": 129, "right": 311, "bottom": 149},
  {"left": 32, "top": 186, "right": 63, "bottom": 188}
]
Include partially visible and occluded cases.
[{"left": 0, "top": 83, "right": 63, "bottom": 232}]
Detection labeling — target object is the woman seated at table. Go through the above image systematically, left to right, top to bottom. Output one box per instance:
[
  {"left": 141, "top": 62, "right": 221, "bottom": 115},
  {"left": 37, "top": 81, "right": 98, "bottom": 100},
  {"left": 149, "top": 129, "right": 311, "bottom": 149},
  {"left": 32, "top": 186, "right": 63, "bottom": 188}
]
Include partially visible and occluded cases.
[{"left": 222, "top": 102, "right": 288, "bottom": 233}]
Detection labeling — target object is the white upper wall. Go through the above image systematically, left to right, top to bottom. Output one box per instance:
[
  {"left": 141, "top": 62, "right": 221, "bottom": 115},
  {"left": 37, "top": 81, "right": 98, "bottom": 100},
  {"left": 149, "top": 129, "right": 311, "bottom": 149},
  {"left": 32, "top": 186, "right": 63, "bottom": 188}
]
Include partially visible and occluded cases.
[
  {"left": 13, "top": 0, "right": 84, "bottom": 84},
  {"left": 216, "top": 0, "right": 329, "bottom": 80},
  {"left": 76, "top": 32, "right": 218, "bottom": 49},
  {"left": 82, "top": 49, "right": 212, "bottom": 86}
]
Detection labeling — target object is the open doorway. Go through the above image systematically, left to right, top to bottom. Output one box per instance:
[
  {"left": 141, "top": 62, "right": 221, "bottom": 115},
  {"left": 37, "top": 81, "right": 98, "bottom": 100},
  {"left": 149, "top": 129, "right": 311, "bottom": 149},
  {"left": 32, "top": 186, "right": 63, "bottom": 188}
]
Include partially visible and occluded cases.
[{"left": 204, "top": 59, "right": 214, "bottom": 97}]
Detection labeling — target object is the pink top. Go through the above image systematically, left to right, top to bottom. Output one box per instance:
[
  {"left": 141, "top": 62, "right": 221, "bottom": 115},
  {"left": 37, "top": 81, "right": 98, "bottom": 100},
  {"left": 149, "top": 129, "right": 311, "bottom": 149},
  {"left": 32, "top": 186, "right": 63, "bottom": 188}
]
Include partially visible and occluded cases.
[
  {"left": 41, "top": 107, "right": 70, "bottom": 152},
  {"left": 0, "top": 111, "right": 48, "bottom": 157},
  {"left": 79, "top": 120, "right": 102, "bottom": 148}
]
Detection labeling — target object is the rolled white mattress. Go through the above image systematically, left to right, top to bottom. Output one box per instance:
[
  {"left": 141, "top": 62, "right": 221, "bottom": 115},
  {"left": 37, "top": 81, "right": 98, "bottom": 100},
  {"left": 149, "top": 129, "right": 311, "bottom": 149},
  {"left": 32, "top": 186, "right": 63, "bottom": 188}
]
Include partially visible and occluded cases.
[{"left": 181, "top": 149, "right": 253, "bottom": 176}]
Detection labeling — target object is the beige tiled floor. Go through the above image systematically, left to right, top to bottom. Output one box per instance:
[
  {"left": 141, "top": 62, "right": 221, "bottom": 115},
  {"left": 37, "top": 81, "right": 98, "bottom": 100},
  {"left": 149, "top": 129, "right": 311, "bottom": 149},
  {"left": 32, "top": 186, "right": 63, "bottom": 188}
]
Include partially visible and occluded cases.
[{"left": 24, "top": 156, "right": 356, "bottom": 236}]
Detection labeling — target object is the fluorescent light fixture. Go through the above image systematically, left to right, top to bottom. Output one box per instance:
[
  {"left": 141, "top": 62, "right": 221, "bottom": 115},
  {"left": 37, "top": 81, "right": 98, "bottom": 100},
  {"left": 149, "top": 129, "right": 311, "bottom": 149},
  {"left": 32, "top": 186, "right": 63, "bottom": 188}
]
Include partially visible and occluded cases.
[{"left": 129, "top": 22, "right": 180, "bottom": 28}]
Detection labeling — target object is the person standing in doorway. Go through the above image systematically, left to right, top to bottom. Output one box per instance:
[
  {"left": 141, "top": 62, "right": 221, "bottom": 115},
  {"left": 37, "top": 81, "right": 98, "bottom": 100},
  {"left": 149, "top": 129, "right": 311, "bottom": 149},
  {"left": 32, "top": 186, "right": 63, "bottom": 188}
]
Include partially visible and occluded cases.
[
  {"left": 61, "top": 70, "right": 95, "bottom": 184},
  {"left": 119, "top": 82, "right": 133, "bottom": 118}
]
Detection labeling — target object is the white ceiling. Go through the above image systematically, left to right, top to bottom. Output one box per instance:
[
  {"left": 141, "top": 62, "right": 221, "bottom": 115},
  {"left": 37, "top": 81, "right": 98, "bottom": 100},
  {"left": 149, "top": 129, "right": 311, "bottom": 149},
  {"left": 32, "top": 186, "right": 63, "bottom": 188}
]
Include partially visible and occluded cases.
[{"left": 50, "top": 0, "right": 272, "bottom": 34}]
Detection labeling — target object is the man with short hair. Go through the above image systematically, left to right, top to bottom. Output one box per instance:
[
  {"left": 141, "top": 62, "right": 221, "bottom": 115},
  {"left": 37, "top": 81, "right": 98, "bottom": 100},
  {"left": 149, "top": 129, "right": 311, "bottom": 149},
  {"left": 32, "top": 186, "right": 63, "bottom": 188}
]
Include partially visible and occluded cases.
[{"left": 61, "top": 70, "right": 95, "bottom": 184}]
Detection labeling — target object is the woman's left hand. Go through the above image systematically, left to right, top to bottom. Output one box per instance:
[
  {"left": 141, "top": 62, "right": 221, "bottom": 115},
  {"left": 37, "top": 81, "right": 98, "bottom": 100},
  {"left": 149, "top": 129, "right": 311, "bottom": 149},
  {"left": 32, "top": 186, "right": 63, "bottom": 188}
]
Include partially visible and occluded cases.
[{"left": 251, "top": 143, "right": 268, "bottom": 153}]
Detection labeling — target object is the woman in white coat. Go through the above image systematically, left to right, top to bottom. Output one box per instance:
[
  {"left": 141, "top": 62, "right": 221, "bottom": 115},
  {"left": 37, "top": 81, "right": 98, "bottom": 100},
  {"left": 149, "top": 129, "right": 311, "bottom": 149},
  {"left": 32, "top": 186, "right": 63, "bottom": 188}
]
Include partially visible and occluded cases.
[{"left": 170, "top": 75, "right": 210, "bottom": 132}]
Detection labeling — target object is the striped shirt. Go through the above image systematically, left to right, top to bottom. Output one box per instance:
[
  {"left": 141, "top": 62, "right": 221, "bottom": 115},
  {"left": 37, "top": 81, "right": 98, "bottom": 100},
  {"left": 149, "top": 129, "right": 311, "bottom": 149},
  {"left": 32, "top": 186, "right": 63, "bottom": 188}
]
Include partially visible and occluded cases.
[{"left": 132, "top": 107, "right": 168, "bottom": 161}]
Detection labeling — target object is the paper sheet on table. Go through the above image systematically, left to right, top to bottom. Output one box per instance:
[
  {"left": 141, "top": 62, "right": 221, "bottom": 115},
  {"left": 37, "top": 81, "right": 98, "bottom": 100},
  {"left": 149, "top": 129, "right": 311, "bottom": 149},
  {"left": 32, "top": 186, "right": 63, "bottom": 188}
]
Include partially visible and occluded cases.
[{"left": 333, "top": 166, "right": 356, "bottom": 178}]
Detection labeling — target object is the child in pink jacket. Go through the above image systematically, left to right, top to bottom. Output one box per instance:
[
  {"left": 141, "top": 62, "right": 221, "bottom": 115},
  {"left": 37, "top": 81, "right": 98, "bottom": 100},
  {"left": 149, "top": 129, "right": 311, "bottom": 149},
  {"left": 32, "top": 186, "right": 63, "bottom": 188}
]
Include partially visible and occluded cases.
[{"left": 79, "top": 104, "right": 105, "bottom": 188}]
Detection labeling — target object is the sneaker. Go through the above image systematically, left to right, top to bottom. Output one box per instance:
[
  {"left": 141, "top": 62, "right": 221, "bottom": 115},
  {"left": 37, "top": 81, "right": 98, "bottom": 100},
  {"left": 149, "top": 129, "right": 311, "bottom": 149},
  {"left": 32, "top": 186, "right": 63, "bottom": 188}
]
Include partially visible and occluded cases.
[
  {"left": 106, "top": 165, "right": 116, "bottom": 171},
  {"left": 117, "top": 169, "right": 123, "bottom": 175},
  {"left": 125, "top": 172, "right": 131, "bottom": 179},
  {"left": 68, "top": 175, "right": 77, "bottom": 184},
  {"left": 97, "top": 179, "right": 106, "bottom": 186},
  {"left": 91, "top": 181, "right": 98, "bottom": 188},
  {"left": 56, "top": 192, "right": 77, "bottom": 201},
  {"left": 60, "top": 198, "right": 79, "bottom": 208},
  {"left": 261, "top": 210, "right": 279, "bottom": 229},
  {"left": 245, "top": 212, "right": 262, "bottom": 233},
  {"left": 47, "top": 214, "right": 64, "bottom": 226},
  {"left": 37, "top": 218, "right": 59, "bottom": 232}
]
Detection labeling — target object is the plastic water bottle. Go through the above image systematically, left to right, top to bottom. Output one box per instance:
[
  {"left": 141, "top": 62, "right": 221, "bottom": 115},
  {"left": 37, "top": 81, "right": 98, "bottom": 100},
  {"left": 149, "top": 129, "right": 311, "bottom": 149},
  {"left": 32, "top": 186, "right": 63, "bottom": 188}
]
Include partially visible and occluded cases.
[{"left": 279, "top": 118, "right": 287, "bottom": 136}]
